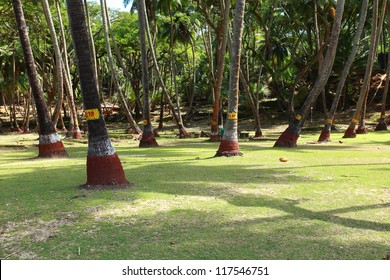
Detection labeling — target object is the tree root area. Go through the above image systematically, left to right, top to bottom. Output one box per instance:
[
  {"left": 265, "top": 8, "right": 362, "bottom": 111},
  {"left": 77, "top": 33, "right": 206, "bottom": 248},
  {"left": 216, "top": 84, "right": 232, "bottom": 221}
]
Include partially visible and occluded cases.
[
  {"left": 375, "top": 122, "right": 388, "bottom": 131},
  {"left": 356, "top": 126, "right": 368, "bottom": 134},
  {"left": 274, "top": 127, "right": 299, "bottom": 148},
  {"left": 343, "top": 127, "right": 356, "bottom": 138},
  {"left": 318, "top": 129, "right": 331, "bottom": 142},
  {"left": 139, "top": 132, "right": 159, "bottom": 148},
  {"left": 215, "top": 140, "right": 242, "bottom": 157},
  {"left": 38, "top": 141, "right": 68, "bottom": 158},
  {"left": 86, "top": 153, "right": 128, "bottom": 187}
]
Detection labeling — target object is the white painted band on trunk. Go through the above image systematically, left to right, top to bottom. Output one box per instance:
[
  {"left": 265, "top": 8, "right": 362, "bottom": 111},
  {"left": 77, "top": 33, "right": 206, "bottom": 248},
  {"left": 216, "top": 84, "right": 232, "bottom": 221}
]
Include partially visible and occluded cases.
[
  {"left": 39, "top": 133, "right": 61, "bottom": 144},
  {"left": 88, "top": 137, "right": 116, "bottom": 157}
]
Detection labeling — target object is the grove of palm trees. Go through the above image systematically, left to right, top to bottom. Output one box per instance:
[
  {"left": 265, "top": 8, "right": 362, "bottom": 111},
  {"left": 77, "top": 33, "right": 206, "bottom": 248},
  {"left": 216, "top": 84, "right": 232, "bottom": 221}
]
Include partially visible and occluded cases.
[{"left": 0, "top": 0, "right": 389, "bottom": 262}]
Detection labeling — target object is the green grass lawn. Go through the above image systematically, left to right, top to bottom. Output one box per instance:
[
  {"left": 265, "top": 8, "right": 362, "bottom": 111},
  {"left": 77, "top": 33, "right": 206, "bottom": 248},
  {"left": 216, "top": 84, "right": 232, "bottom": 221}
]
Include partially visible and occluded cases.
[{"left": 0, "top": 129, "right": 389, "bottom": 260}]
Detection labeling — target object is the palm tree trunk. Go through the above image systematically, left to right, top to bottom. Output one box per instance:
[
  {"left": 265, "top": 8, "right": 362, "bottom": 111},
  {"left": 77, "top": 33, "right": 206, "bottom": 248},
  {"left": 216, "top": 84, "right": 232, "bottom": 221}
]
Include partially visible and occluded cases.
[
  {"left": 12, "top": 0, "right": 67, "bottom": 157},
  {"left": 41, "top": 0, "right": 63, "bottom": 129},
  {"left": 56, "top": 0, "right": 82, "bottom": 138},
  {"left": 66, "top": 0, "right": 127, "bottom": 187},
  {"left": 100, "top": 0, "right": 142, "bottom": 135},
  {"left": 137, "top": 0, "right": 158, "bottom": 147},
  {"left": 210, "top": 0, "right": 230, "bottom": 142},
  {"left": 215, "top": 0, "right": 246, "bottom": 157},
  {"left": 274, "top": 0, "right": 345, "bottom": 147},
  {"left": 318, "top": 0, "right": 369, "bottom": 141},
  {"left": 343, "top": 0, "right": 382, "bottom": 138},
  {"left": 143, "top": 3, "right": 189, "bottom": 137},
  {"left": 375, "top": 15, "right": 390, "bottom": 131}
]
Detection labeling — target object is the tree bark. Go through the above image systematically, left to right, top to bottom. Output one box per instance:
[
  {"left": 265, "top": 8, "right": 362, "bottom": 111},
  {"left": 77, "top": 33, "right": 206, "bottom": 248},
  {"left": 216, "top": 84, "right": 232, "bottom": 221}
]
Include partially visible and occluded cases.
[
  {"left": 12, "top": 0, "right": 67, "bottom": 157},
  {"left": 56, "top": 0, "right": 82, "bottom": 138},
  {"left": 66, "top": 0, "right": 128, "bottom": 187},
  {"left": 100, "top": 0, "right": 142, "bottom": 135},
  {"left": 137, "top": 0, "right": 158, "bottom": 147},
  {"left": 210, "top": 0, "right": 230, "bottom": 142},
  {"left": 215, "top": 0, "right": 246, "bottom": 157},
  {"left": 274, "top": 0, "right": 345, "bottom": 147},
  {"left": 318, "top": 0, "right": 369, "bottom": 141},
  {"left": 343, "top": 0, "right": 382, "bottom": 138}
]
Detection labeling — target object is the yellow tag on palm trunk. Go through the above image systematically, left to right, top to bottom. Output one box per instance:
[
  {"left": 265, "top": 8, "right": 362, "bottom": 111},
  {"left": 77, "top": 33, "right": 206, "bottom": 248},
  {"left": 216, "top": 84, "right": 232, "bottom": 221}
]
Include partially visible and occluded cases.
[
  {"left": 85, "top": 109, "right": 100, "bottom": 120},
  {"left": 228, "top": 112, "right": 238, "bottom": 120},
  {"left": 295, "top": 114, "right": 302, "bottom": 120},
  {"left": 351, "top": 118, "right": 358, "bottom": 123},
  {"left": 327, "top": 119, "right": 333, "bottom": 124},
  {"left": 143, "top": 120, "right": 148, "bottom": 125}
]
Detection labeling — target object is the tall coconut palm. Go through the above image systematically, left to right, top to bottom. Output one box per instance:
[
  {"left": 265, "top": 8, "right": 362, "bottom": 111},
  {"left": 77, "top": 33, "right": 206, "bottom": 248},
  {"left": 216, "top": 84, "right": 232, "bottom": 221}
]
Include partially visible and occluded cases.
[
  {"left": 12, "top": 0, "right": 67, "bottom": 158},
  {"left": 41, "top": 0, "right": 63, "bottom": 129},
  {"left": 55, "top": 0, "right": 82, "bottom": 139},
  {"left": 66, "top": 0, "right": 128, "bottom": 187},
  {"left": 100, "top": 0, "right": 142, "bottom": 135},
  {"left": 133, "top": 0, "right": 190, "bottom": 138},
  {"left": 137, "top": 0, "right": 158, "bottom": 147},
  {"left": 210, "top": 0, "right": 231, "bottom": 142},
  {"left": 215, "top": 0, "right": 246, "bottom": 157},
  {"left": 274, "top": 0, "right": 345, "bottom": 147},
  {"left": 318, "top": 0, "right": 369, "bottom": 141},
  {"left": 343, "top": 0, "right": 381, "bottom": 138},
  {"left": 375, "top": 17, "right": 390, "bottom": 131}
]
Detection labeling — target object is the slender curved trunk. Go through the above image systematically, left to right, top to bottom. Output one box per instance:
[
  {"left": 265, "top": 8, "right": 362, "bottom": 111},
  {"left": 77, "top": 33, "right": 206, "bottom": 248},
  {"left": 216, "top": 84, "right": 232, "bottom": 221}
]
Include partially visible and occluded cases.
[
  {"left": 12, "top": 0, "right": 67, "bottom": 157},
  {"left": 41, "top": 0, "right": 63, "bottom": 129},
  {"left": 56, "top": 0, "right": 81, "bottom": 138},
  {"left": 66, "top": 0, "right": 127, "bottom": 187},
  {"left": 100, "top": 0, "right": 142, "bottom": 135},
  {"left": 137, "top": 0, "right": 158, "bottom": 147},
  {"left": 210, "top": 0, "right": 230, "bottom": 142},
  {"left": 215, "top": 0, "right": 246, "bottom": 157},
  {"left": 274, "top": 0, "right": 345, "bottom": 147},
  {"left": 318, "top": 0, "right": 369, "bottom": 141},
  {"left": 343, "top": 0, "right": 383, "bottom": 138},
  {"left": 143, "top": 4, "right": 189, "bottom": 137},
  {"left": 375, "top": 17, "right": 390, "bottom": 131},
  {"left": 240, "top": 68, "right": 262, "bottom": 137}
]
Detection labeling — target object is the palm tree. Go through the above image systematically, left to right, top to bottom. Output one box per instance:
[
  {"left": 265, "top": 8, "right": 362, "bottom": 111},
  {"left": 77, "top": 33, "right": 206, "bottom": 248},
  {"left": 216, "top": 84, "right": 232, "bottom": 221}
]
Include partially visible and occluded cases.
[
  {"left": 12, "top": 0, "right": 67, "bottom": 158},
  {"left": 41, "top": 0, "right": 63, "bottom": 129},
  {"left": 55, "top": 0, "right": 82, "bottom": 139},
  {"left": 66, "top": 0, "right": 128, "bottom": 187},
  {"left": 100, "top": 0, "right": 142, "bottom": 135},
  {"left": 126, "top": 0, "right": 190, "bottom": 137},
  {"left": 137, "top": 0, "right": 158, "bottom": 147},
  {"left": 210, "top": 0, "right": 230, "bottom": 142},
  {"left": 215, "top": 0, "right": 246, "bottom": 157},
  {"left": 274, "top": 0, "right": 345, "bottom": 147},
  {"left": 318, "top": 0, "right": 369, "bottom": 141},
  {"left": 343, "top": 0, "right": 382, "bottom": 138},
  {"left": 375, "top": 24, "right": 390, "bottom": 131}
]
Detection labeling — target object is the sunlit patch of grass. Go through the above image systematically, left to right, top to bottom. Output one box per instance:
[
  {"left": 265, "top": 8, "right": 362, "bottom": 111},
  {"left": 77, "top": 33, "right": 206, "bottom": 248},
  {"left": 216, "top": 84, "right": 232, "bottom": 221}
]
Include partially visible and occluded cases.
[{"left": 0, "top": 129, "right": 389, "bottom": 259}]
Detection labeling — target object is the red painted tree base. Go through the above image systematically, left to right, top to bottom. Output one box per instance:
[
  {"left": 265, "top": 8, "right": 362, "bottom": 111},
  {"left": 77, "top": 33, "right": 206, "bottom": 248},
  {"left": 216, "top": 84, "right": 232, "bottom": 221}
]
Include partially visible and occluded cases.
[
  {"left": 374, "top": 122, "right": 388, "bottom": 131},
  {"left": 356, "top": 126, "right": 368, "bottom": 134},
  {"left": 343, "top": 127, "right": 356, "bottom": 138},
  {"left": 179, "top": 128, "right": 191, "bottom": 139},
  {"left": 274, "top": 128, "right": 299, "bottom": 148},
  {"left": 254, "top": 130, "right": 263, "bottom": 138},
  {"left": 318, "top": 130, "right": 331, "bottom": 142},
  {"left": 73, "top": 131, "right": 83, "bottom": 139},
  {"left": 139, "top": 132, "right": 159, "bottom": 148},
  {"left": 215, "top": 140, "right": 242, "bottom": 157},
  {"left": 38, "top": 141, "right": 68, "bottom": 158},
  {"left": 86, "top": 153, "right": 128, "bottom": 187}
]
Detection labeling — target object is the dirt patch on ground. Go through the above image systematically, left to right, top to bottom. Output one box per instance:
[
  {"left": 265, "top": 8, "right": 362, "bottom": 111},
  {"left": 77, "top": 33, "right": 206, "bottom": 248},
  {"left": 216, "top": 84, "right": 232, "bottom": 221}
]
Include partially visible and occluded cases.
[{"left": 0, "top": 212, "right": 77, "bottom": 259}]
